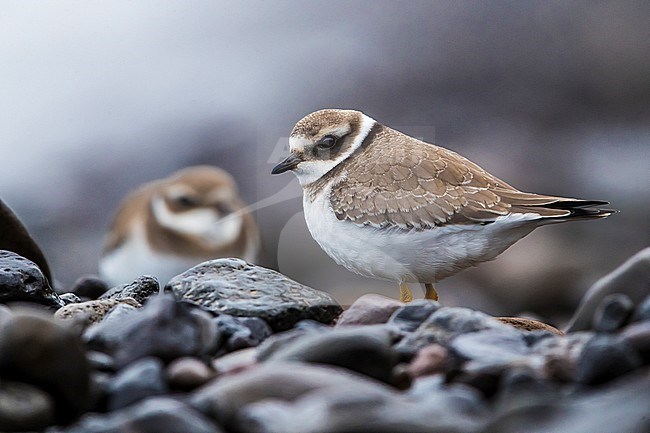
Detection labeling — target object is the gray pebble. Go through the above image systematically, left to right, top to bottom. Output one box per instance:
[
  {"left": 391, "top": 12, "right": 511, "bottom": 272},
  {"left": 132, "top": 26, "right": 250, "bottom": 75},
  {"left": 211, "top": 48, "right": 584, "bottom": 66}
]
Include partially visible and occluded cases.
[
  {"left": 592, "top": 293, "right": 634, "bottom": 332},
  {"left": 107, "top": 357, "right": 167, "bottom": 411}
]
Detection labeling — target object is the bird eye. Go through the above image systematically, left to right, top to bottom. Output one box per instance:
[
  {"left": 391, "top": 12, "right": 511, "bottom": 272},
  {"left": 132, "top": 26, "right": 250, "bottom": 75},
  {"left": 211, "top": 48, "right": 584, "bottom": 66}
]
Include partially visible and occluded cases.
[
  {"left": 317, "top": 135, "right": 338, "bottom": 149},
  {"left": 174, "top": 195, "right": 197, "bottom": 208}
]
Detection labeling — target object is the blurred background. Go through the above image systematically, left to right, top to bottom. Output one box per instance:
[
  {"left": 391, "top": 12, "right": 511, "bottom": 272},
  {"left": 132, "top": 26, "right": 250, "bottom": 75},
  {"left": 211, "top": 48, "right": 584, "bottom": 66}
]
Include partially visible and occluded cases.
[{"left": 1, "top": 1, "right": 648, "bottom": 323}]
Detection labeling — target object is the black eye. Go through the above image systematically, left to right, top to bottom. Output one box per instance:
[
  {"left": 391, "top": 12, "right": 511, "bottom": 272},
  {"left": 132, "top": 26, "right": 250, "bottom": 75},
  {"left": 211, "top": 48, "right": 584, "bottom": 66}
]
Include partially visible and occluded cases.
[
  {"left": 317, "top": 135, "right": 338, "bottom": 149},
  {"left": 174, "top": 195, "right": 197, "bottom": 208}
]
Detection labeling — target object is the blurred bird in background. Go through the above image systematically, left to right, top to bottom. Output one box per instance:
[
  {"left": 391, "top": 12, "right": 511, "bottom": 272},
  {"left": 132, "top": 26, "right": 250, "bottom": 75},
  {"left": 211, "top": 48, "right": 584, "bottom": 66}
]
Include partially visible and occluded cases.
[{"left": 99, "top": 166, "right": 260, "bottom": 287}]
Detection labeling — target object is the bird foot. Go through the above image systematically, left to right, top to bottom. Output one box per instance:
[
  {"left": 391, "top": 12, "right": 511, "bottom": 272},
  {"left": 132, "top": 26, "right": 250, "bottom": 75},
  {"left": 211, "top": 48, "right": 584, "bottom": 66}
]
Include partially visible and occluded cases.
[{"left": 399, "top": 282, "right": 413, "bottom": 303}]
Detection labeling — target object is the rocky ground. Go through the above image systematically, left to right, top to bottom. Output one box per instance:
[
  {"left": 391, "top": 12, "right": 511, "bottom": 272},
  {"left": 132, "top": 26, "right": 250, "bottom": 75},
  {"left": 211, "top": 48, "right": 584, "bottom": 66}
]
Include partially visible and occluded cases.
[{"left": 0, "top": 250, "right": 649, "bottom": 432}]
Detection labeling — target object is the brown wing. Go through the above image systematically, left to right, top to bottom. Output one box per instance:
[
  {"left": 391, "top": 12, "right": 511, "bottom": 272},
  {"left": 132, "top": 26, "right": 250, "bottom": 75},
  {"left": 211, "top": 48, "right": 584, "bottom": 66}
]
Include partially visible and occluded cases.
[{"left": 329, "top": 125, "right": 611, "bottom": 229}]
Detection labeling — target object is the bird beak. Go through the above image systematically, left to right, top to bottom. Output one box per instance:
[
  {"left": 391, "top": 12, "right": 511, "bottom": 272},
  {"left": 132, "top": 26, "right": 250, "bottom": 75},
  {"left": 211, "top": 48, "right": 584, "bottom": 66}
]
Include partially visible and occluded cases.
[{"left": 271, "top": 154, "right": 302, "bottom": 174}]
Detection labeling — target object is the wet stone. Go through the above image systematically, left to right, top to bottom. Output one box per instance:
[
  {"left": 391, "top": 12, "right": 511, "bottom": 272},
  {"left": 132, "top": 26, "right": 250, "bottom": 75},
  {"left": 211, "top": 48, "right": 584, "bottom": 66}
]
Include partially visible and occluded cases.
[
  {"left": 0, "top": 250, "right": 63, "bottom": 308},
  {"left": 167, "top": 258, "right": 342, "bottom": 331},
  {"left": 70, "top": 275, "right": 109, "bottom": 300},
  {"left": 99, "top": 275, "right": 160, "bottom": 304},
  {"left": 58, "top": 292, "right": 81, "bottom": 305},
  {"left": 592, "top": 293, "right": 634, "bottom": 332},
  {"left": 335, "top": 294, "right": 403, "bottom": 327},
  {"left": 84, "top": 295, "right": 219, "bottom": 368},
  {"left": 55, "top": 298, "right": 141, "bottom": 332},
  {"left": 214, "top": 314, "right": 272, "bottom": 354},
  {"left": 450, "top": 329, "right": 530, "bottom": 367},
  {"left": 576, "top": 335, "right": 642, "bottom": 384},
  {"left": 106, "top": 357, "right": 167, "bottom": 411}
]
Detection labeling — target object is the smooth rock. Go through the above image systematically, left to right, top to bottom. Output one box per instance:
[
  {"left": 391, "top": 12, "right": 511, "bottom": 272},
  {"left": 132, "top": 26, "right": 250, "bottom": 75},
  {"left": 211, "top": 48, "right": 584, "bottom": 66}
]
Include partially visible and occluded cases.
[
  {"left": 0, "top": 199, "right": 53, "bottom": 284},
  {"left": 565, "top": 247, "right": 650, "bottom": 332},
  {"left": 0, "top": 250, "right": 63, "bottom": 308},
  {"left": 167, "top": 258, "right": 342, "bottom": 331},
  {"left": 70, "top": 275, "right": 109, "bottom": 300},
  {"left": 99, "top": 275, "right": 160, "bottom": 304},
  {"left": 58, "top": 292, "right": 81, "bottom": 305},
  {"left": 592, "top": 293, "right": 634, "bottom": 332},
  {"left": 335, "top": 294, "right": 403, "bottom": 327},
  {"left": 84, "top": 295, "right": 219, "bottom": 368},
  {"left": 630, "top": 295, "right": 650, "bottom": 323},
  {"left": 55, "top": 298, "right": 141, "bottom": 332},
  {"left": 388, "top": 300, "right": 442, "bottom": 332},
  {"left": 395, "top": 307, "right": 512, "bottom": 357},
  {"left": 0, "top": 309, "right": 90, "bottom": 422},
  {"left": 214, "top": 314, "right": 272, "bottom": 354},
  {"left": 496, "top": 317, "right": 563, "bottom": 335},
  {"left": 619, "top": 321, "right": 650, "bottom": 361},
  {"left": 262, "top": 326, "right": 404, "bottom": 386},
  {"left": 451, "top": 329, "right": 530, "bottom": 366},
  {"left": 532, "top": 332, "right": 592, "bottom": 382},
  {"left": 576, "top": 335, "right": 642, "bottom": 384},
  {"left": 407, "top": 344, "right": 449, "bottom": 377},
  {"left": 212, "top": 347, "right": 257, "bottom": 375},
  {"left": 86, "top": 350, "right": 116, "bottom": 372},
  {"left": 107, "top": 357, "right": 167, "bottom": 411},
  {"left": 167, "top": 357, "right": 215, "bottom": 391},
  {"left": 190, "top": 363, "right": 399, "bottom": 430},
  {"left": 0, "top": 380, "right": 55, "bottom": 432},
  {"left": 58, "top": 397, "right": 222, "bottom": 433}
]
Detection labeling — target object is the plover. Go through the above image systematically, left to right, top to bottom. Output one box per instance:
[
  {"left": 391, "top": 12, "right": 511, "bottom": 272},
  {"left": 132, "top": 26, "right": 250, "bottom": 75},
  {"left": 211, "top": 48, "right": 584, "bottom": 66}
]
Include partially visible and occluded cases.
[
  {"left": 272, "top": 109, "right": 613, "bottom": 302},
  {"left": 100, "top": 165, "right": 260, "bottom": 287}
]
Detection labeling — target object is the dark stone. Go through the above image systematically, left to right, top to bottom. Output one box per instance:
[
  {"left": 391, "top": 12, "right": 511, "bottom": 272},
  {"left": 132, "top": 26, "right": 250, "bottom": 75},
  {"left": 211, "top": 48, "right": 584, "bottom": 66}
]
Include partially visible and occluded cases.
[
  {"left": 0, "top": 199, "right": 53, "bottom": 284},
  {"left": 565, "top": 247, "right": 650, "bottom": 332},
  {"left": 0, "top": 250, "right": 63, "bottom": 308},
  {"left": 167, "top": 258, "right": 342, "bottom": 331},
  {"left": 70, "top": 275, "right": 109, "bottom": 300},
  {"left": 99, "top": 275, "right": 160, "bottom": 304},
  {"left": 58, "top": 292, "right": 81, "bottom": 305},
  {"left": 592, "top": 293, "right": 634, "bottom": 332},
  {"left": 335, "top": 294, "right": 403, "bottom": 327},
  {"left": 84, "top": 295, "right": 219, "bottom": 368},
  {"left": 631, "top": 295, "right": 650, "bottom": 323},
  {"left": 388, "top": 300, "right": 442, "bottom": 332},
  {"left": 395, "top": 307, "right": 511, "bottom": 357},
  {"left": 0, "top": 309, "right": 90, "bottom": 423},
  {"left": 214, "top": 314, "right": 272, "bottom": 354},
  {"left": 619, "top": 321, "right": 650, "bottom": 361},
  {"left": 262, "top": 326, "right": 404, "bottom": 386},
  {"left": 450, "top": 329, "right": 530, "bottom": 366},
  {"left": 532, "top": 332, "right": 592, "bottom": 382},
  {"left": 576, "top": 335, "right": 642, "bottom": 384},
  {"left": 106, "top": 357, "right": 167, "bottom": 411},
  {"left": 189, "top": 363, "right": 398, "bottom": 430},
  {"left": 0, "top": 380, "right": 55, "bottom": 432},
  {"left": 58, "top": 397, "right": 222, "bottom": 433}
]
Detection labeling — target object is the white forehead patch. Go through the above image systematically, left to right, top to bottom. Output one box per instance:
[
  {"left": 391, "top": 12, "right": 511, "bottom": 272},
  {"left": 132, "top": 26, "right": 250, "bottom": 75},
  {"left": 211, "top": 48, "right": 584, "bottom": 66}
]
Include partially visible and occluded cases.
[{"left": 291, "top": 113, "right": 376, "bottom": 186}]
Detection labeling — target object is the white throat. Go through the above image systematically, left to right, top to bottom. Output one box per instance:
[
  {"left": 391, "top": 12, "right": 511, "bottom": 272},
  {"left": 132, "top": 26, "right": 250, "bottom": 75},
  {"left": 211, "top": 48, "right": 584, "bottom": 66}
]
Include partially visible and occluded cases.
[{"left": 292, "top": 113, "right": 376, "bottom": 187}]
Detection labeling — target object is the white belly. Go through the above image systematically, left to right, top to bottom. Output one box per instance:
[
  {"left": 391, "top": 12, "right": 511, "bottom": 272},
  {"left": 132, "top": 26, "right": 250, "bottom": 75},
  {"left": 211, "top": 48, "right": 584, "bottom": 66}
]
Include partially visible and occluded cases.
[{"left": 303, "top": 186, "right": 539, "bottom": 283}]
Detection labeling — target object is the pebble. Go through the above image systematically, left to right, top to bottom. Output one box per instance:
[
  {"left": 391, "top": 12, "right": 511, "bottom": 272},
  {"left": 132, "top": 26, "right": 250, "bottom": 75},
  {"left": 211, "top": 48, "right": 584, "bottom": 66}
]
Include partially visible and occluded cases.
[
  {"left": 0, "top": 250, "right": 63, "bottom": 308},
  {"left": 167, "top": 258, "right": 342, "bottom": 331},
  {"left": 69, "top": 275, "right": 109, "bottom": 300},
  {"left": 99, "top": 275, "right": 160, "bottom": 304},
  {"left": 58, "top": 292, "right": 81, "bottom": 305},
  {"left": 592, "top": 293, "right": 634, "bottom": 332},
  {"left": 335, "top": 294, "right": 403, "bottom": 327},
  {"left": 84, "top": 295, "right": 219, "bottom": 368},
  {"left": 630, "top": 295, "right": 650, "bottom": 323},
  {"left": 55, "top": 298, "right": 141, "bottom": 332},
  {"left": 387, "top": 300, "right": 441, "bottom": 332},
  {"left": 0, "top": 309, "right": 90, "bottom": 423},
  {"left": 213, "top": 314, "right": 272, "bottom": 354},
  {"left": 496, "top": 316, "right": 563, "bottom": 335},
  {"left": 619, "top": 321, "right": 650, "bottom": 361},
  {"left": 262, "top": 326, "right": 404, "bottom": 386},
  {"left": 450, "top": 329, "right": 530, "bottom": 366},
  {"left": 575, "top": 335, "right": 642, "bottom": 384},
  {"left": 407, "top": 344, "right": 449, "bottom": 377},
  {"left": 212, "top": 347, "right": 258, "bottom": 375},
  {"left": 106, "top": 357, "right": 167, "bottom": 411},
  {"left": 167, "top": 357, "right": 215, "bottom": 391},
  {"left": 0, "top": 380, "right": 55, "bottom": 432},
  {"left": 57, "top": 397, "right": 222, "bottom": 433}
]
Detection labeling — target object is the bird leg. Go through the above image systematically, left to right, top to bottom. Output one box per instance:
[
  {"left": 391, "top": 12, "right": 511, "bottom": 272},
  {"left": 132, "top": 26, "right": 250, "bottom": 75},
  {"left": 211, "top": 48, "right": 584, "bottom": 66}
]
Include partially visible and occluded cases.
[
  {"left": 399, "top": 282, "right": 413, "bottom": 303},
  {"left": 424, "top": 283, "right": 439, "bottom": 301}
]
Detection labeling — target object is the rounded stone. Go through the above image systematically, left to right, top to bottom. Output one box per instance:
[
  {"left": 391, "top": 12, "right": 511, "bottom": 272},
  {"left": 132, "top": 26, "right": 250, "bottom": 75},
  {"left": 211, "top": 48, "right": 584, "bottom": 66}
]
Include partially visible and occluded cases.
[
  {"left": 0, "top": 250, "right": 63, "bottom": 308},
  {"left": 70, "top": 275, "right": 109, "bottom": 300},
  {"left": 99, "top": 275, "right": 161, "bottom": 304},
  {"left": 58, "top": 292, "right": 82, "bottom": 305},
  {"left": 592, "top": 293, "right": 634, "bottom": 332},
  {"left": 335, "top": 294, "right": 404, "bottom": 327},
  {"left": 630, "top": 295, "right": 650, "bottom": 323},
  {"left": 55, "top": 297, "right": 141, "bottom": 332},
  {"left": 388, "top": 300, "right": 441, "bottom": 332},
  {"left": 0, "top": 309, "right": 90, "bottom": 422},
  {"left": 576, "top": 335, "right": 642, "bottom": 384},
  {"left": 407, "top": 344, "right": 449, "bottom": 377},
  {"left": 106, "top": 357, "right": 167, "bottom": 411},
  {"left": 167, "top": 357, "right": 215, "bottom": 391},
  {"left": 0, "top": 380, "right": 55, "bottom": 431}
]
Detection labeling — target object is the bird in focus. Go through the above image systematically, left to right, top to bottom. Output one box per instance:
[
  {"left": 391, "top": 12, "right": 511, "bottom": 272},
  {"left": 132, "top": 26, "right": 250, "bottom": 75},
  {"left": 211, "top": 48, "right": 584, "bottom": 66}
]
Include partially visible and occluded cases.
[
  {"left": 272, "top": 109, "right": 614, "bottom": 302},
  {"left": 99, "top": 165, "right": 260, "bottom": 287}
]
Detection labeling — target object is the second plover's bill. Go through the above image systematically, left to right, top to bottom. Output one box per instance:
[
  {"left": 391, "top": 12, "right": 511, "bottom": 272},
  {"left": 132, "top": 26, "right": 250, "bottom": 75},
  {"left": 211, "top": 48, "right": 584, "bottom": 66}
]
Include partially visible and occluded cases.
[
  {"left": 272, "top": 109, "right": 614, "bottom": 302},
  {"left": 100, "top": 165, "right": 260, "bottom": 287}
]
